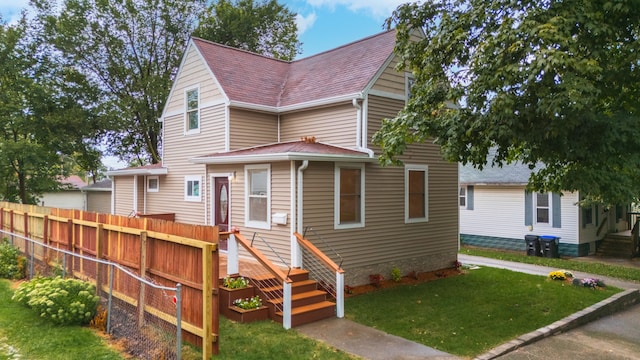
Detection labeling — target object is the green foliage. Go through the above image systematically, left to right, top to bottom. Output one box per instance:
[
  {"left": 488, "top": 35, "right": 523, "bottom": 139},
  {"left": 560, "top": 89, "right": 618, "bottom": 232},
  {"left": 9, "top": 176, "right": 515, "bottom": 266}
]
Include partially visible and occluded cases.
[
  {"left": 194, "top": 0, "right": 301, "bottom": 61},
  {"left": 376, "top": 0, "right": 640, "bottom": 205},
  {"left": 0, "top": 239, "right": 26, "bottom": 279},
  {"left": 390, "top": 266, "right": 402, "bottom": 282},
  {"left": 222, "top": 276, "right": 249, "bottom": 289},
  {"left": 12, "top": 277, "right": 100, "bottom": 325},
  {"left": 233, "top": 295, "right": 262, "bottom": 310}
]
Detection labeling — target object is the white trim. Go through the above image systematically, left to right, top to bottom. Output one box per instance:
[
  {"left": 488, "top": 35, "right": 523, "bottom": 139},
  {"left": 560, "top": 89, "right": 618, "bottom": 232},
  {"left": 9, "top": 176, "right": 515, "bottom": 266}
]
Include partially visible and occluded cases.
[
  {"left": 362, "top": 52, "right": 395, "bottom": 94},
  {"left": 185, "top": 85, "right": 201, "bottom": 135},
  {"left": 367, "top": 89, "right": 406, "bottom": 101},
  {"left": 227, "top": 92, "right": 362, "bottom": 114},
  {"left": 191, "top": 152, "right": 375, "bottom": 164},
  {"left": 334, "top": 163, "right": 365, "bottom": 229},
  {"left": 245, "top": 164, "right": 271, "bottom": 230},
  {"left": 405, "top": 164, "right": 428, "bottom": 223},
  {"left": 106, "top": 167, "right": 168, "bottom": 176},
  {"left": 184, "top": 175, "right": 202, "bottom": 202},
  {"left": 147, "top": 176, "right": 159, "bottom": 192}
]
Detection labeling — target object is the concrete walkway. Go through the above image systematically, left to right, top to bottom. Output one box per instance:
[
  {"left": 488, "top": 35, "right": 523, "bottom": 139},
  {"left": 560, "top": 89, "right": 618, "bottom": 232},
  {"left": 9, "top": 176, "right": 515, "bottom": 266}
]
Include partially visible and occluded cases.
[{"left": 296, "top": 255, "right": 640, "bottom": 360}]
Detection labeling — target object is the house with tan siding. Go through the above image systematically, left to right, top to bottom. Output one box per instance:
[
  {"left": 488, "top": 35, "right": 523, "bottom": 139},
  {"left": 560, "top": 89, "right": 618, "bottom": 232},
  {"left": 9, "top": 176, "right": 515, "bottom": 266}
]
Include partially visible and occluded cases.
[{"left": 108, "top": 30, "right": 459, "bottom": 286}]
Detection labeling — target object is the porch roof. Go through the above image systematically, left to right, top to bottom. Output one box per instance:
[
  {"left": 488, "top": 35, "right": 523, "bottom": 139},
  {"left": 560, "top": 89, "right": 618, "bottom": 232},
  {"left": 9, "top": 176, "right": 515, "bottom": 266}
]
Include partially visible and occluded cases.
[
  {"left": 190, "top": 140, "right": 375, "bottom": 164},
  {"left": 106, "top": 163, "right": 168, "bottom": 176}
]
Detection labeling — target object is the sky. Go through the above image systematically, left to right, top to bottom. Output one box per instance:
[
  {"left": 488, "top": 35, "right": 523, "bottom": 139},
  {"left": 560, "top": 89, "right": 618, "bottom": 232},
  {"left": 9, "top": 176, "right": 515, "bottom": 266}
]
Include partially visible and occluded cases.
[{"left": 0, "top": 0, "right": 408, "bottom": 168}]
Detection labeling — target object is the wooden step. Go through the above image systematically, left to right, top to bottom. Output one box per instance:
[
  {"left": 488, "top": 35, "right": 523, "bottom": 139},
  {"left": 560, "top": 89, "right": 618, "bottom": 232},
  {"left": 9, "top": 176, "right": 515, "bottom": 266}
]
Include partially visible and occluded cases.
[
  {"left": 259, "top": 279, "right": 319, "bottom": 298},
  {"left": 266, "top": 290, "right": 327, "bottom": 314},
  {"left": 274, "top": 301, "right": 336, "bottom": 327}
]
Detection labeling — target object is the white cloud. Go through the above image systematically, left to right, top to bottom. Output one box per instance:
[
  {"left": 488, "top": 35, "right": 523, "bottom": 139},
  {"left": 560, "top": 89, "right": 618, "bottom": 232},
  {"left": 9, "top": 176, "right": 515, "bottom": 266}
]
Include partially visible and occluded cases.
[
  {"left": 304, "top": 0, "right": 407, "bottom": 19},
  {"left": 295, "top": 12, "right": 317, "bottom": 36}
]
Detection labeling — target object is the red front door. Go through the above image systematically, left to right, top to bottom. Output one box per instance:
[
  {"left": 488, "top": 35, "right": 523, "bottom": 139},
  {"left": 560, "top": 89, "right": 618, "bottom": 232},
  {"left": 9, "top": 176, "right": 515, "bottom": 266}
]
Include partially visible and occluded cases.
[{"left": 214, "top": 177, "right": 229, "bottom": 250}]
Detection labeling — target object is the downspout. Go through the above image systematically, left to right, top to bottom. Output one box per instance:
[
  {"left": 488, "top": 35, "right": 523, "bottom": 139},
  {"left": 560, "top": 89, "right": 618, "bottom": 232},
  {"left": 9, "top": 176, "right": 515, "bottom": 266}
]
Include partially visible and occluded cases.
[
  {"left": 352, "top": 98, "right": 374, "bottom": 157},
  {"left": 293, "top": 160, "right": 309, "bottom": 268}
]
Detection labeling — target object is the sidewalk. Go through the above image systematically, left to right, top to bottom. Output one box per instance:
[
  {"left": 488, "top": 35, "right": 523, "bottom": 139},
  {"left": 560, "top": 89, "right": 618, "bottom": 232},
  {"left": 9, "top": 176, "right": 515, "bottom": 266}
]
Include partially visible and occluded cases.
[{"left": 296, "top": 255, "right": 640, "bottom": 360}]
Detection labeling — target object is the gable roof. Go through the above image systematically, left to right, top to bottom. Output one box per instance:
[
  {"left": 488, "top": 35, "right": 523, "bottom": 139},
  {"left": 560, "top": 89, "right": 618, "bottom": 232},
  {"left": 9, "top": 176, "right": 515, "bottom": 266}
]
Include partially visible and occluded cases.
[
  {"left": 191, "top": 30, "right": 397, "bottom": 109},
  {"left": 191, "top": 139, "right": 375, "bottom": 164},
  {"left": 106, "top": 163, "right": 168, "bottom": 176},
  {"left": 59, "top": 175, "right": 87, "bottom": 190},
  {"left": 82, "top": 179, "right": 112, "bottom": 192}
]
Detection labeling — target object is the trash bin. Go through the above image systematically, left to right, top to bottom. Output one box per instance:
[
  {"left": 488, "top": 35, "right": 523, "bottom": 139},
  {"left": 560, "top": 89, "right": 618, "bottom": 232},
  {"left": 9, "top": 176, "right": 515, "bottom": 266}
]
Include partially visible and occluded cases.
[
  {"left": 525, "top": 235, "right": 541, "bottom": 256},
  {"left": 539, "top": 235, "right": 559, "bottom": 258}
]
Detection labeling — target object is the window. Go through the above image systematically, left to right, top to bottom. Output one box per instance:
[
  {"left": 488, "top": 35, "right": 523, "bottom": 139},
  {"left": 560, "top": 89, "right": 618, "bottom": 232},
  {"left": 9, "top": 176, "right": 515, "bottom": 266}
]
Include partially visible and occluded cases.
[
  {"left": 405, "top": 73, "right": 415, "bottom": 101},
  {"left": 185, "top": 87, "right": 199, "bottom": 133},
  {"left": 245, "top": 164, "right": 270, "bottom": 229},
  {"left": 335, "top": 164, "right": 365, "bottom": 229},
  {"left": 405, "top": 165, "right": 428, "bottom": 223},
  {"left": 184, "top": 175, "right": 201, "bottom": 202},
  {"left": 147, "top": 176, "right": 159, "bottom": 192},
  {"left": 459, "top": 187, "right": 466, "bottom": 207},
  {"left": 536, "top": 193, "right": 550, "bottom": 224},
  {"left": 583, "top": 206, "right": 594, "bottom": 226}
]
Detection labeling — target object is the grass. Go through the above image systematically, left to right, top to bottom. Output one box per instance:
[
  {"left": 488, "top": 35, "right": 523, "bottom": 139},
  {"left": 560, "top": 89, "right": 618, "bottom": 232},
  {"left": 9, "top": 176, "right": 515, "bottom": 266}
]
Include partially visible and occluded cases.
[
  {"left": 461, "top": 246, "right": 640, "bottom": 282},
  {"left": 345, "top": 267, "right": 620, "bottom": 358},
  {"left": 0, "top": 279, "right": 355, "bottom": 360},
  {"left": 0, "top": 280, "right": 124, "bottom": 360}
]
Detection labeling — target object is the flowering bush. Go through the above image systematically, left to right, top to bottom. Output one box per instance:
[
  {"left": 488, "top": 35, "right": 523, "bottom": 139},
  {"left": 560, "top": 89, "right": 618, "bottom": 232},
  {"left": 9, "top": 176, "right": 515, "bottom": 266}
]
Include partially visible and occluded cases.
[
  {"left": 0, "top": 239, "right": 26, "bottom": 280},
  {"left": 548, "top": 270, "right": 573, "bottom": 281},
  {"left": 222, "top": 276, "right": 249, "bottom": 289},
  {"left": 12, "top": 277, "right": 99, "bottom": 325},
  {"left": 573, "top": 277, "right": 605, "bottom": 289},
  {"left": 233, "top": 295, "right": 262, "bottom": 310}
]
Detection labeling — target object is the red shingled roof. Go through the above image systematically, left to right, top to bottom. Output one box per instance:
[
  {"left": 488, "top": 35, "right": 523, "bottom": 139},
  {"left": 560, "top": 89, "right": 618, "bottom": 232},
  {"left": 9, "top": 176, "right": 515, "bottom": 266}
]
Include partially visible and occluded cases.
[{"left": 191, "top": 30, "right": 397, "bottom": 108}]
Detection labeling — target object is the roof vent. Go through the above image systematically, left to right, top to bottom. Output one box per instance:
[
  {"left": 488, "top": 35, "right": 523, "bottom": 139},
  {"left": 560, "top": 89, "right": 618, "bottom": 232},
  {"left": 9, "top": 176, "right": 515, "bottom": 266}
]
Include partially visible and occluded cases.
[{"left": 300, "top": 136, "right": 316, "bottom": 144}]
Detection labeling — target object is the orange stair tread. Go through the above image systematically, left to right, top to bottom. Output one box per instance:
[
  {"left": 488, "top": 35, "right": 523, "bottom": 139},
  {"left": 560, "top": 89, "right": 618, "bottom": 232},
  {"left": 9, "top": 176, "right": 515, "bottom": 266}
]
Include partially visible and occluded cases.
[
  {"left": 267, "top": 290, "right": 327, "bottom": 304},
  {"left": 276, "top": 301, "right": 335, "bottom": 316}
]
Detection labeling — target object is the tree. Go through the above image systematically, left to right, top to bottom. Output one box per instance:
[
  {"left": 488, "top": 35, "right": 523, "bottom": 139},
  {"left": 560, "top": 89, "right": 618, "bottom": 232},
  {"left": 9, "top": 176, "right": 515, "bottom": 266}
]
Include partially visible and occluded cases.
[
  {"left": 33, "top": 0, "right": 206, "bottom": 165},
  {"left": 194, "top": 0, "right": 301, "bottom": 61},
  {"left": 374, "top": 0, "right": 640, "bottom": 205},
  {"left": 0, "top": 16, "right": 102, "bottom": 203}
]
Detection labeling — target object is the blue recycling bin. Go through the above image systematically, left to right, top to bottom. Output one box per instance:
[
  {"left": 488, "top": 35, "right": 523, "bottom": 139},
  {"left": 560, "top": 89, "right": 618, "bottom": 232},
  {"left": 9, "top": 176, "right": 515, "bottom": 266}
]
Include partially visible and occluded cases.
[
  {"left": 525, "top": 235, "right": 541, "bottom": 256},
  {"left": 539, "top": 235, "right": 559, "bottom": 258}
]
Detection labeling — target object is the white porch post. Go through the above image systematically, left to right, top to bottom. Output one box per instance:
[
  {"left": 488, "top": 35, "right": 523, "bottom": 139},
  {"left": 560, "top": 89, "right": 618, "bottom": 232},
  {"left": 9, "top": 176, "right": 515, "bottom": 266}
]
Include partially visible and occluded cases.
[
  {"left": 227, "top": 234, "right": 239, "bottom": 275},
  {"left": 336, "top": 271, "right": 344, "bottom": 318},
  {"left": 283, "top": 282, "right": 292, "bottom": 329}
]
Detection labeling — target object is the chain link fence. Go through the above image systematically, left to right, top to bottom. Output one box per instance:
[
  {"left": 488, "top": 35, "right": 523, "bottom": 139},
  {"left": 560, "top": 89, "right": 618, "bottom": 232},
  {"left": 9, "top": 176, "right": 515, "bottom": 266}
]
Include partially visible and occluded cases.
[{"left": 6, "top": 230, "right": 184, "bottom": 360}]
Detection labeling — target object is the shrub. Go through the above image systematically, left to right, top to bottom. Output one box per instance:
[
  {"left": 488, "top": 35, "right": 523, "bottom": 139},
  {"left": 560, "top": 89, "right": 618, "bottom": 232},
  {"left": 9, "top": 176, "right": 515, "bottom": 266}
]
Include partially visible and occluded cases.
[
  {"left": 0, "top": 238, "right": 26, "bottom": 279},
  {"left": 390, "top": 267, "right": 402, "bottom": 282},
  {"left": 369, "top": 274, "right": 384, "bottom": 287},
  {"left": 222, "top": 276, "right": 249, "bottom": 289},
  {"left": 12, "top": 277, "right": 100, "bottom": 325}
]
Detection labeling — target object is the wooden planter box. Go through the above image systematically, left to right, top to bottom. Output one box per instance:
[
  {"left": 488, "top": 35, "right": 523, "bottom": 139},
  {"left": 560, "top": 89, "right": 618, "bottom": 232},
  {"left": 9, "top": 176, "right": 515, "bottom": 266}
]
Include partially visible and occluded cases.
[
  {"left": 219, "top": 286, "right": 257, "bottom": 319},
  {"left": 226, "top": 306, "right": 269, "bottom": 323}
]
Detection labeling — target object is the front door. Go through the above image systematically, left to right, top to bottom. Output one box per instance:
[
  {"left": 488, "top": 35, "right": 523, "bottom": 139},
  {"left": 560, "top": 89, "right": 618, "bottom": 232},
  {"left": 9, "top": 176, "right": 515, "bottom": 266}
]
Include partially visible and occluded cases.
[{"left": 214, "top": 177, "right": 229, "bottom": 250}]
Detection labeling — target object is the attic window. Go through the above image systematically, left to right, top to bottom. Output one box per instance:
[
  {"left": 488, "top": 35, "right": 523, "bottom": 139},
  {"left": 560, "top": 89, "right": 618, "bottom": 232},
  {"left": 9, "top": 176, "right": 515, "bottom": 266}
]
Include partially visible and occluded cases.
[
  {"left": 405, "top": 73, "right": 415, "bottom": 102},
  {"left": 185, "top": 87, "right": 200, "bottom": 134}
]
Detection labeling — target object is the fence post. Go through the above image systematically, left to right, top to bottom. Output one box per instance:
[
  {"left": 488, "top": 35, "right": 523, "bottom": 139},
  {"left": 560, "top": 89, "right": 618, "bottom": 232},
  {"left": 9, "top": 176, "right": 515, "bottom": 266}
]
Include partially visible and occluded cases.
[
  {"left": 9, "top": 210, "right": 14, "bottom": 245},
  {"left": 23, "top": 212, "right": 29, "bottom": 267},
  {"left": 43, "top": 215, "right": 49, "bottom": 265},
  {"left": 66, "top": 219, "right": 73, "bottom": 276},
  {"left": 96, "top": 224, "right": 103, "bottom": 295},
  {"left": 138, "top": 231, "right": 148, "bottom": 327},
  {"left": 201, "top": 243, "right": 214, "bottom": 359},
  {"left": 176, "top": 283, "right": 182, "bottom": 360}
]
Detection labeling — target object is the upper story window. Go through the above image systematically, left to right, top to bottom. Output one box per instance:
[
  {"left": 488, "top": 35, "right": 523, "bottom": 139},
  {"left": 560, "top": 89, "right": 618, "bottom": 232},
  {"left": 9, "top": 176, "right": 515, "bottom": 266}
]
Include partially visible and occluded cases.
[
  {"left": 405, "top": 73, "right": 415, "bottom": 102},
  {"left": 185, "top": 87, "right": 200, "bottom": 134},
  {"left": 335, "top": 163, "right": 365, "bottom": 229},
  {"left": 245, "top": 164, "right": 270, "bottom": 229},
  {"left": 405, "top": 165, "right": 428, "bottom": 223},
  {"left": 184, "top": 175, "right": 201, "bottom": 202},
  {"left": 147, "top": 176, "right": 159, "bottom": 192},
  {"left": 536, "top": 192, "right": 550, "bottom": 224}
]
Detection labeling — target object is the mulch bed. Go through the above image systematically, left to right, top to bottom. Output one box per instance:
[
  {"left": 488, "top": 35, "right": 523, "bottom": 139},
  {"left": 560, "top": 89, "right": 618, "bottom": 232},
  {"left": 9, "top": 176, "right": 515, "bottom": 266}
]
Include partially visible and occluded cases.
[{"left": 345, "top": 267, "right": 463, "bottom": 297}]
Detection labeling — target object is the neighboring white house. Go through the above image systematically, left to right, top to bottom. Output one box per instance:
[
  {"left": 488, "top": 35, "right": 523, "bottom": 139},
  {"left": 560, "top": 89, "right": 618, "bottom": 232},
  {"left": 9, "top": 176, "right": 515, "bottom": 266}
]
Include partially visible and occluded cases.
[
  {"left": 459, "top": 161, "right": 629, "bottom": 257},
  {"left": 39, "top": 175, "right": 87, "bottom": 210}
]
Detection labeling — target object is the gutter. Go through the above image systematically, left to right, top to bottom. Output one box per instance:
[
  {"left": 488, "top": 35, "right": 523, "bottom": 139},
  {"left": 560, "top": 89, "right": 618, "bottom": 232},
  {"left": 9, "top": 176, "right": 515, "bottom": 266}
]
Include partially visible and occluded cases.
[
  {"left": 352, "top": 98, "right": 375, "bottom": 158},
  {"left": 293, "top": 160, "right": 309, "bottom": 267}
]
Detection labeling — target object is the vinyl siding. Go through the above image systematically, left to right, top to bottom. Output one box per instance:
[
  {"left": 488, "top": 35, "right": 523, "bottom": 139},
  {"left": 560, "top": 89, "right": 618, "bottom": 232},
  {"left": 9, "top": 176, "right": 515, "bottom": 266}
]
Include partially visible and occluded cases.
[
  {"left": 164, "top": 45, "right": 224, "bottom": 115},
  {"left": 370, "top": 57, "right": 405, "bottom": 96},
  {"left": 279, "top": 104, "right": 358, "bottom": 147},
  {"left": 229, "top": 108, "right": 278, "bottom": 149},
  {"left": 113, "top": 177, "right": 134, "bottom": 216},
  {"left": 460, "top": 186, "right": 582, "bottom": 244},
  {"left": 86, "top": 191, "right": 111, "bottom": 214}
]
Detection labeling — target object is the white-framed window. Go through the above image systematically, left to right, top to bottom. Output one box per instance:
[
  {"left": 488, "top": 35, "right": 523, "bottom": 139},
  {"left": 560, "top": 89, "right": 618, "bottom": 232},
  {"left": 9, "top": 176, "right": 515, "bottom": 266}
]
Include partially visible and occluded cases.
[
  {"left": 405, "top": 73, "right": 415, "bottom": 102},
  {"left": 185, "top": 87, "right": 200, "bottom": 134},
  {"left": 334, "top": 163, "right": 365, "bottom": 229},
  {"left": 245, "top": 164, "right": 270, "bottom": 229},
  {"left": 405, "top": 165, "right": 428, "bottom": 223},
  {"left": 184, "top": 175, "right": 201, "bottom": 202},
  {"left": 147, "top": 176, "right": 159, "bottom": 192},
  {"left": 459, "top": 186, "right": 466, "bottom": 207},
  {"left": 535, "top": 192, "right": 550, "bottom": 224},
  {"left": 583, "top": 206, "right": 594, "bottom": 226}
]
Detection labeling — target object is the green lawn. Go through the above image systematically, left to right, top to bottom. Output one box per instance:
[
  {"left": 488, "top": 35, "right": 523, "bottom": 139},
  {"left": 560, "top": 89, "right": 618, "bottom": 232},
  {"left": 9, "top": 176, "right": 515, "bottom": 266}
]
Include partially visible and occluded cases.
[{"left": 345, "top": 266, "right": 620, "bottom": 358}]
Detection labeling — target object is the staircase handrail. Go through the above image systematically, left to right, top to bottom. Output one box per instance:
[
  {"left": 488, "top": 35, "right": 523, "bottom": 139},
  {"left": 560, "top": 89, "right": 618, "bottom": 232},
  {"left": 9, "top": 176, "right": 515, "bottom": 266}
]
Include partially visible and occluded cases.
[
  {"left": 302, "top": 227, "right": 344, "bottom": 269},
  {"left": 234, "top": 231, "right": 292, "bottom": 284},
  {"left": 294, "top": 232, "right": 344, "bottom": 274}
]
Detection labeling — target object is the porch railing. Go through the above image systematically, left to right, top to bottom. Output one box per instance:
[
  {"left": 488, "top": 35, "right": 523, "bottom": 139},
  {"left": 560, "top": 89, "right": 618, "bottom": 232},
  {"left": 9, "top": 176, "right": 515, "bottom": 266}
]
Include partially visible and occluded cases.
[
  {"left": 294, "top": 228, "right": 344, "bottom": 318},
  {"left": 223, "top": 230, "right": 293, "bottom": 329}
]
